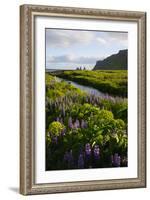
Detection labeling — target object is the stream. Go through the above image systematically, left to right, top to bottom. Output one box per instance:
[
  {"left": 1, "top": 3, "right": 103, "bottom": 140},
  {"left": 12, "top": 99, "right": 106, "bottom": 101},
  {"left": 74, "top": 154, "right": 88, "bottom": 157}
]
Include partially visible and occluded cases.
[{"left": 55, "top": 76, "right": 107, "bottom": 97}]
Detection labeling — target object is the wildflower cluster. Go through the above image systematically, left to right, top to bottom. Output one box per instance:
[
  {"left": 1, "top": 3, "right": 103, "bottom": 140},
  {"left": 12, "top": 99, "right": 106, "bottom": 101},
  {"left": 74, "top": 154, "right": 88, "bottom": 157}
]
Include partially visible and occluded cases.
[{"left": 46, "top": 73, "right": 128, "bottom": 170}]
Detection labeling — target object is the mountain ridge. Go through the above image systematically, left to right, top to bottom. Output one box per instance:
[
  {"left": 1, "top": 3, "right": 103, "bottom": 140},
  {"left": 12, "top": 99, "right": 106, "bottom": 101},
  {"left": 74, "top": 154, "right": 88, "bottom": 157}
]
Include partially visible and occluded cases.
[{"left": 93, "top": 49, "right": 128, "bottom": 70}]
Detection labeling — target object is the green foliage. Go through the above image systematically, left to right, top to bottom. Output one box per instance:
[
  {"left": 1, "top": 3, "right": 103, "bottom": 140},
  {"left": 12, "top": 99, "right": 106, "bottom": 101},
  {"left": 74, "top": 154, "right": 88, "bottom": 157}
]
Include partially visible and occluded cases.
[
  {"left": 56, "top": 70, "right": 127, "bottom": 97},
  {"left": 45, "top": 73, "right": 128, "bottom": 170},
  {"left": 46, "top": 74, "right": 85, "bottom": 100},
  {"left": 100, "top": 98, "right": 127, "bottom": 121},
  {"left": 78, "top": 103, "right": 100, "bottom": 120},
  {"left": 98, "top": 109, "right": 114, "bottom": 120},
  {"left": 48, "top": 121, "right": 65, "bottom": 136}
]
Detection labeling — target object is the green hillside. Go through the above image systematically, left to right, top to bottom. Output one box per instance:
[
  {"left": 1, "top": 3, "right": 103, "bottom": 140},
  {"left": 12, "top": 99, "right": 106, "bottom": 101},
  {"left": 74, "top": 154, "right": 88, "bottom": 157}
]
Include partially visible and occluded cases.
[{"left": 93, "top": 49, "right": 127, "bottom": 70}]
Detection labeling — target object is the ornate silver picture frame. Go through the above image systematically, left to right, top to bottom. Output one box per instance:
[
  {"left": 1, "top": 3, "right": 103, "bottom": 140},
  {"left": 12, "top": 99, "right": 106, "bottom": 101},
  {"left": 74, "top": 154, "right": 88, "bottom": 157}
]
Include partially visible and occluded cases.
[{"left": 20, "top": 4, "right": 146, "bottom": 195}]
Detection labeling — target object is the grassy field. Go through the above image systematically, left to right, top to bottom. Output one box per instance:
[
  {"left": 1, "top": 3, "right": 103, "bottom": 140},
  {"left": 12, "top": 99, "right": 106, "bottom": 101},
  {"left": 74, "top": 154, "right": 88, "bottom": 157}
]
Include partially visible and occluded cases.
[
  {"left": 55, "top": 70, "right": 127, "bottom": 97},
  {"left": 46, "top": 73, "right": 128, "bottom": 170}
]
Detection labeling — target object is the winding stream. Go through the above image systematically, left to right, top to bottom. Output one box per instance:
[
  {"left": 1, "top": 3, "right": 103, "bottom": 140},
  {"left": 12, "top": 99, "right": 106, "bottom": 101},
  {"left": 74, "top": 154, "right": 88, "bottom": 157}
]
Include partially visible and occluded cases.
[{"left": 55, "top": 76, "right": 107, "bottom": 97}]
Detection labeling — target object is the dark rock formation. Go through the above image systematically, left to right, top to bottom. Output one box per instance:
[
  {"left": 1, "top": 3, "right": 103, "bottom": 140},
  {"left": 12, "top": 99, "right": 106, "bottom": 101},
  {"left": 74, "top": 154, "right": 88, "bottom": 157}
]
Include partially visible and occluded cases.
[{"left": 93, "top": 49, "right": 128, "bottom": 70}]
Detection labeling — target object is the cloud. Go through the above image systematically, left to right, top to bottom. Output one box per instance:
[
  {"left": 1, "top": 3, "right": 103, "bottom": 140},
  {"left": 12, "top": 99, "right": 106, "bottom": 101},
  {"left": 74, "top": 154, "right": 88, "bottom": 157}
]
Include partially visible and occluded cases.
[
  {"left": 46, "top": 29, "right": 94, "bottom": 48},
  {"left": 46, "top": 29, "right": 128, "bottom": 63},
  {"left": 46, "top": 29, "right": 128, "bottom": 50},
  {"left": 95, "top": 32, "right": 127, "bottom": 47},
  {"left": 105, "top": 32, "right": 128, "bottom": 40},
  {"left": 105, "top": 32, "right": 128, "bottom": 47},
  {"left": 96, "top": 37, "right": 107, "bottom": 44},
  {"left": 47, "top": 54, "right": 101, "bottom": 64}
]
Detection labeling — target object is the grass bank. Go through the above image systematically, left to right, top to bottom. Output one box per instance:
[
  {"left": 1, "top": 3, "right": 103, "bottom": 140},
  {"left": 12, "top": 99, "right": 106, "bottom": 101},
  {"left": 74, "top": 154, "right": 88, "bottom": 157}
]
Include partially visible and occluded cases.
[{"left": 55, "top": 70, "right": 127, "bottom": 97}]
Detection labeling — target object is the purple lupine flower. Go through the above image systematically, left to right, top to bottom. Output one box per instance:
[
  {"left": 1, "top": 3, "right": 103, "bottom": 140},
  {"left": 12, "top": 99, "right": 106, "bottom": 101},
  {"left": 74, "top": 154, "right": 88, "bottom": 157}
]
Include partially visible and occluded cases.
[
  {"left": 85, "top": 96, "right": 89, "bottom": 103},
  {"left": 90, "top": 96, "right": 93, "bottom": 103},
  {"left": 95, "top": 97, "right": 98, "bottom": 101},
  {"left": 110, "top": 97, "right": 115, "bottom": 103},
  {"left": 56, "top": 117, "right": 60, "bottom": 122},
  {"left": 60, "top": 117, "right": 63, "bottom": 124},
  {"left": 68, "top": 117, "right": 73, "bottom": 129},
  {"left": 73, "top": 119, "right": 80, "bottom": 129},
  {"left": 75, "top": 119, "right": 80, "bottom": 128},
  {"left": 81, "top": 120, "right": 88, "bottom": 129},
  {"left": 81, "top": 120, "right": 84, "bottom": 128},
  {"left": 84, "top": 121, "right": 88, "bottom": 128},
  {"left": 73, "top": 122, "right": 77, "bottom": 129},
  {"left": 61, "top": 127, "right": 66, "bottom": 136},
  {"left": 52, "top": 136, "right": 58, "bottom": 144},
  {"left": 85, "top": 143, "right": 91, "bottom": 157},
  {"left": 85, "top": 143, "right": 92, "bottom": 168},
  {"left": 93, "top": 145, "right": 100, "bottom": 160},
  {"left": 64, "top": 150, "right": 74, "bottom": 168},
  {"left": 68, "top": 150, "right": 73, "bottom": 161},
  {"left": 64, "top": 151, "right": 70, "bottom": 162},
  {"left": 78, "top": 153, "right": 84, "bottom": 168},
  {"left": 112, "top": 153, "right": 121, "bottom": 167},
  {"left": 122, "top": 156, "right": 128, "bottom": 166}
]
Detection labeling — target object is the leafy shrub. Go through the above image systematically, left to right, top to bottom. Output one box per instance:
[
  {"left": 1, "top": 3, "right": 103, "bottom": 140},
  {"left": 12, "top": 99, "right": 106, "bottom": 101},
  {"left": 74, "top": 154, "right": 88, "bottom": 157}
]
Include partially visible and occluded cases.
[{"left": 48, "top": 121, "right": 65, "bottom": 136}]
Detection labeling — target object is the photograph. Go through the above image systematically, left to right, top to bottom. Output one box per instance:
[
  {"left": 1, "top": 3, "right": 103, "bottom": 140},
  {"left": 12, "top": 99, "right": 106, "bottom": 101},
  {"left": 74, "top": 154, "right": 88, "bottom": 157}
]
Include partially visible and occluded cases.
[{"left": 45, "top": 28, "right": 128, "bottom": 170}]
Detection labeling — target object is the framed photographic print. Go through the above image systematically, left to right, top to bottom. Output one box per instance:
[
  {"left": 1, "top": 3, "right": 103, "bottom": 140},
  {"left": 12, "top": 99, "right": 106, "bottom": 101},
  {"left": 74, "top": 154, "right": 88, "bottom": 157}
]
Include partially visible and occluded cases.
[{"left": 20, "top": 4, "right": 146, "bottom": 195}]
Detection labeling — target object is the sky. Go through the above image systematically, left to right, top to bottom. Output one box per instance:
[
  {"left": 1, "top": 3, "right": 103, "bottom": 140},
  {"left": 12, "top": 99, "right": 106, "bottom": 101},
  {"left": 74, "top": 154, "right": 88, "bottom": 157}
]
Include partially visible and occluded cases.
[{"left": 46, "top": 28, "right": 128, "bottom": 70}]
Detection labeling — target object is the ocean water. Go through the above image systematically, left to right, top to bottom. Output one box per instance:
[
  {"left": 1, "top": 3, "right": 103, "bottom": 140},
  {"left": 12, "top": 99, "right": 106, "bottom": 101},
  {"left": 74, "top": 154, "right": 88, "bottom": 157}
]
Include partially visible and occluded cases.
[{"left": 46, "top": 63, "right": 94, "bottom": 71}]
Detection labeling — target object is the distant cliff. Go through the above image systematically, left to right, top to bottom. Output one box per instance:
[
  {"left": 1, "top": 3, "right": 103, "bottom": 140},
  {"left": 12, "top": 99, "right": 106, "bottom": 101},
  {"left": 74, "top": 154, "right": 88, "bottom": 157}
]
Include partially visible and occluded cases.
[{"left": 93, "top": 49, "right": 128, "bottom": 70}]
